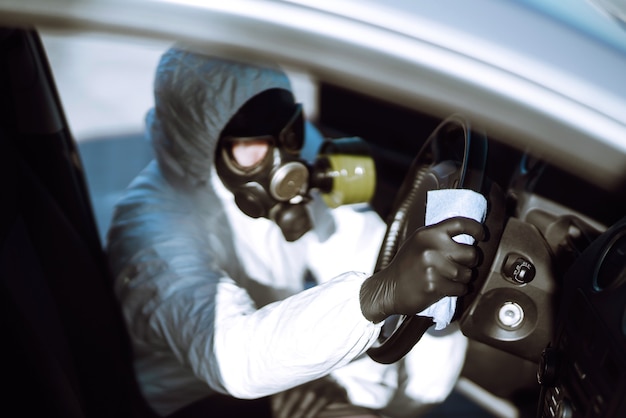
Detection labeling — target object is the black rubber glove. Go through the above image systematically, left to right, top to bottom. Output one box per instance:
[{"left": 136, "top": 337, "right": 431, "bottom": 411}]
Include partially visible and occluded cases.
[{"left": 360, "top": 217, "right": 485, "bottom": 323}]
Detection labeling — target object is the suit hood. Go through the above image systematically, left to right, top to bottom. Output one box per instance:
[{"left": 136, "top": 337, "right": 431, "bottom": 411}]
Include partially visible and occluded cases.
[{"left": 147, "top": 48, "right": 292, "bottom": 186}]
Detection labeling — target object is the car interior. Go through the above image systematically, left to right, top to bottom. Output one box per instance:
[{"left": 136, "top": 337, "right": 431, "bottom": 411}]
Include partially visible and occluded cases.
[
  {"left": 2, "top": 25, "right": 625, "bottom": 418},
  {"left": 317, "top": 84, "right": 626, "bottom": 418}
]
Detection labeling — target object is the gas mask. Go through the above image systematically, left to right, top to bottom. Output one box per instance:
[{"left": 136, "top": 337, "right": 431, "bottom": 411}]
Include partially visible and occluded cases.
[{"left": 216, "top": 103, "right": 376, "bottom": 242}]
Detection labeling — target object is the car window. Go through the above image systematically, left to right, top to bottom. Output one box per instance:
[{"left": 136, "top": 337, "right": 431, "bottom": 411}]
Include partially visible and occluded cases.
[
  {"left": 512, "top": 0, "right": 626, "bottom": 54},
  {"left": 41, "top": 30, "right": 321, "bottom": 243}
]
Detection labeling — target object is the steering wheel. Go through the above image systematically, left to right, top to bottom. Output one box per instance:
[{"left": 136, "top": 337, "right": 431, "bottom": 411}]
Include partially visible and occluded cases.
[{"left": 367, "top": 114, "right": 505, "bottom": 364}]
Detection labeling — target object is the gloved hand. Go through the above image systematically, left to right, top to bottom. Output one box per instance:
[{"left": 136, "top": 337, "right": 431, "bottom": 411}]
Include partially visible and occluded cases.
[
  {"left": 360, "top": 217, "right": 484, "bottom": 323},
  {"left": 270, "top": 376, "right": 349, "bottom": 418}
]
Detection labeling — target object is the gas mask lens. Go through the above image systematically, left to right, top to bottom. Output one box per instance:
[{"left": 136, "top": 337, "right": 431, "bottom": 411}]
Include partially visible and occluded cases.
[
  {"left": 222, "top": 103, "right": 303, "bottom": 171},
  {"left": 226, "top": 136, "right": 272, "bottom": 171}
]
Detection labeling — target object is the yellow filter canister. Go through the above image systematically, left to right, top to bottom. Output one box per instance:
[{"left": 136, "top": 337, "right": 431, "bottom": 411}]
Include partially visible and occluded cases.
[{"left": 321, "top": 154, "right": 376, "bottom": 208}]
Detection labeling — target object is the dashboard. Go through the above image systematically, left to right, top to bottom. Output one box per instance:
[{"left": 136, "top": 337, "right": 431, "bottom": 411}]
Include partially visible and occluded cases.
[{"left": 318, "top": 82, "right": 626, "bottom": 417}]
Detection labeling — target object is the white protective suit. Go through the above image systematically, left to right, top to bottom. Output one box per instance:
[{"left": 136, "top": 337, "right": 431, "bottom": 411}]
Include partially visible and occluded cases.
[{"left": 107, "top": 48, "right": 468, "bottom": 417}]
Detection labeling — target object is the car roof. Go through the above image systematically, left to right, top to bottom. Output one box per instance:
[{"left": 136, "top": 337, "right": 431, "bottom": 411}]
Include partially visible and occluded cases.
[{"left": 2, "top": 0, "right": 626, "bottom": 191}]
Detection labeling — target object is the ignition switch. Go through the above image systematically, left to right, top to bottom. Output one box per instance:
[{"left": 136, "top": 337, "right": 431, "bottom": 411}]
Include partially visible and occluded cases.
[
  {"left": 503, "top": 255, "right": 536, "bottom": 284},
  {"left": 497, "top": 301, "right": 525, "bottom": 329}
]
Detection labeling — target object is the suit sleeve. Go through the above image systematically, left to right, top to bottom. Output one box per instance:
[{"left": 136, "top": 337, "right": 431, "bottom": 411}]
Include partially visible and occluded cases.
[{"left": 107, "top": 171, "right": 382, "bottom": 399}]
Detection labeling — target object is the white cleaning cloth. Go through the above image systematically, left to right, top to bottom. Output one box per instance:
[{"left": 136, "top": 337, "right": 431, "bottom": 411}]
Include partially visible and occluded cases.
[{"left": 418, "top": 189, "right": 487, "bottom": 330}]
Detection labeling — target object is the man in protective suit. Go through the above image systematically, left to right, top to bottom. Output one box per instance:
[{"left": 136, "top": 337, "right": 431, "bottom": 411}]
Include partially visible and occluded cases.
[{"left": 107, "top": 47, "right": 484, "bottom": 418}]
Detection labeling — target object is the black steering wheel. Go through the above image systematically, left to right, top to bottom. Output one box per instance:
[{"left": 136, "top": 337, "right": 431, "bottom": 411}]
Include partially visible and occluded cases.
[{"left": 367, "top": 114, "right": 504, "bottom": 364}]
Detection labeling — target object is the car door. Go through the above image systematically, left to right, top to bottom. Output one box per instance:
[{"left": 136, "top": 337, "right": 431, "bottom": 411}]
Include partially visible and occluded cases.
[{"left": 0, "top": 26, "right": 158, "bottom": 418}]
